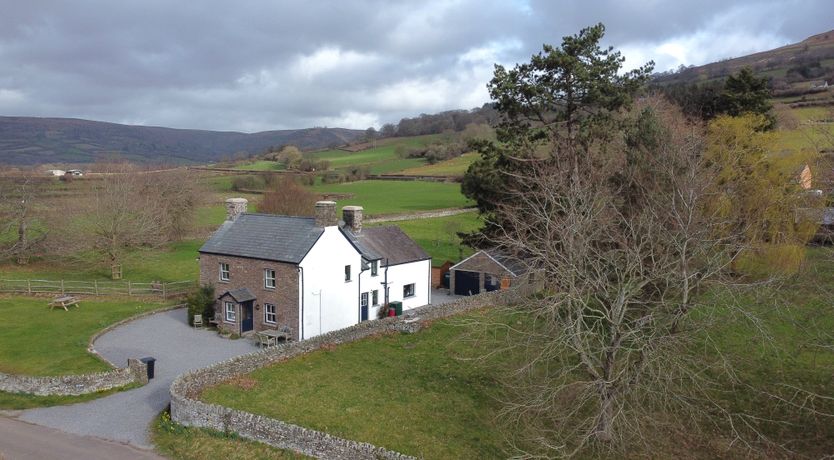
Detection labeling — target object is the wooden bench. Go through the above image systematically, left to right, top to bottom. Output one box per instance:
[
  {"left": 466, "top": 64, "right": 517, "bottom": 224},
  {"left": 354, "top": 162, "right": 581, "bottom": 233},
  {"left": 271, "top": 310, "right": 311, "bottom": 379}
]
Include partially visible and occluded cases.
[{"left": 49, "top": 296, "right": 80, "bottom": 311}]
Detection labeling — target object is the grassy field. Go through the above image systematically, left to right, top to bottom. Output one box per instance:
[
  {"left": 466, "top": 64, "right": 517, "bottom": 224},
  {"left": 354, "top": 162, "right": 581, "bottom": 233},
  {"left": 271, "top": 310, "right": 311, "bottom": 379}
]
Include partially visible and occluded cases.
[
  {"left": 306, "top": 135, "right": 440, "bottom": 172},
  {"left": 399, "top": 152, "right": 479, "bottom": 177},
  {"left": 231, "top": 160, "right": 286, "bottom": 171},
  {"left": 311, "top": 180, "right": 472, "bottom": 216},
  {"left": 372, "top": 212, "right": 481, "bottom": 265},
  {"left": 0, "top": 240, "right": 202, "bottom": 282},
  {"left": 196, "top": 246, "right": 834, "bottom": 458},
  {"left": 0, "top": 295, "right": 167, "bottom": 375},
  {"left": 202, "top": 308, "right": 513, "bottom": 459},
  {"left": 153, "top": 411, "right": 304, "bottom": 460}
]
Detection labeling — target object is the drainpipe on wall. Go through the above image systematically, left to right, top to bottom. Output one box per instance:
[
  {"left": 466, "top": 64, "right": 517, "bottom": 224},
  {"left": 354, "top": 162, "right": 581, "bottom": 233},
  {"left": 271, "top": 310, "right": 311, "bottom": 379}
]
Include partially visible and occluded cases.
[
  {"left": 358, "top": 258, "right": 369, "bottom": 323},
  {"left": 383, "top": 258, "right": 390, "bottom": 306},
  {"left": 298, "top": 266, "right": 305, "bottom": 340}
]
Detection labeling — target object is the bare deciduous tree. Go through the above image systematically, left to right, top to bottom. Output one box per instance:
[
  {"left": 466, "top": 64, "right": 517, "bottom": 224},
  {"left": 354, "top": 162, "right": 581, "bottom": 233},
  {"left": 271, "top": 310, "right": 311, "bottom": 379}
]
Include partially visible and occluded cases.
[
  {"left": 71, "top": 164, "right": 167, "bottom": 277},
  {"left": 258, "top": 176, "right": 319, "bottom": 216},
  {"left": 0, "top": 177, "right": 47, "bottom": 265}
]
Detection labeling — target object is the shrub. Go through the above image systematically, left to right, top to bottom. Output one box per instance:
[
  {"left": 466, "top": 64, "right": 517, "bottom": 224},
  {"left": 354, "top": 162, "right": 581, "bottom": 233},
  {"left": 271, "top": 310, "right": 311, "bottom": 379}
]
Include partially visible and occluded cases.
[
  {"left": 230, "top": 175, "right": 259, "bottom": 191},
  {"left": 734, "top": 244, "right": 806, "bottom": 279},
  {"left": 186, "top": 284, "right": 215, "bottom": 326}
]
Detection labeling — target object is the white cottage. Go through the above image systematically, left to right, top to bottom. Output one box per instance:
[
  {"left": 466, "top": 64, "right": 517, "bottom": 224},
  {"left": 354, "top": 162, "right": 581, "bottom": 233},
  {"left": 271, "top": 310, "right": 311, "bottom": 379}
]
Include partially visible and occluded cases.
[{"left": 198, "top": 199, "right": 431, "bottom": 340}]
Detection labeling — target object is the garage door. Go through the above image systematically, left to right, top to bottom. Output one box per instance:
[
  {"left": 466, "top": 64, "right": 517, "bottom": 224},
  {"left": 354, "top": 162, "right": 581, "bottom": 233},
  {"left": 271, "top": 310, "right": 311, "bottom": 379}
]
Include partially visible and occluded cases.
[{"left": 454, "top": 270, "right": 480, "bottom": 296}]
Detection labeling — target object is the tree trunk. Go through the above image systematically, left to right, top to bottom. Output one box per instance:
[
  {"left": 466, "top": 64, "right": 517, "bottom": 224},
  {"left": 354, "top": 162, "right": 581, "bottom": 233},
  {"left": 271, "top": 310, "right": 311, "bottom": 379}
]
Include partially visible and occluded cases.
[
  {"left": 16, "top": 219, "right": 28, "bottom": 265},
  {"left": 595, "top": 390, "right": 615, "bottom": 442}
]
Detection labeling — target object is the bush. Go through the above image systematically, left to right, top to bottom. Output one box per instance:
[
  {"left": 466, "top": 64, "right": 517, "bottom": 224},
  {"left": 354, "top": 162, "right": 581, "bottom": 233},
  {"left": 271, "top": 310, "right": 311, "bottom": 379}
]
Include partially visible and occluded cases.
[
  {"left": 230, "top": 175, "right": 259, "bottom": 191},
  {"left": 734, "top": 244, "right": 806, "bottom": 279},
  {"left": 187, "top": 284, "right": 215, "bottom": 326}
]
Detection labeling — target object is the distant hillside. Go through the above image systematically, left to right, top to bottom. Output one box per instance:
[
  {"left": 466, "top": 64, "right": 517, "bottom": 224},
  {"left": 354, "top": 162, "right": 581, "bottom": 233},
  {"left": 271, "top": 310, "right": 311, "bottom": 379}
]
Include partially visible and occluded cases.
[
  {"left": 654, "top": 29, "right": 834, "bottom": 88},
  {"left": 0, "top": 116, "right": 362, "bottom": 165}
]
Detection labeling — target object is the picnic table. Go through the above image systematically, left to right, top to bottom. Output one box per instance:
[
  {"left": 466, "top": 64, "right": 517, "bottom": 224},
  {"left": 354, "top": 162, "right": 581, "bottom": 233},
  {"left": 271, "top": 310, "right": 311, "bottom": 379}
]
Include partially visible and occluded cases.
[
  {"left": 49, "top": 295, "right": 80, "bottom": 311},
  {"left": 256, "top": 328, "right": 291, "bottom": 348}
]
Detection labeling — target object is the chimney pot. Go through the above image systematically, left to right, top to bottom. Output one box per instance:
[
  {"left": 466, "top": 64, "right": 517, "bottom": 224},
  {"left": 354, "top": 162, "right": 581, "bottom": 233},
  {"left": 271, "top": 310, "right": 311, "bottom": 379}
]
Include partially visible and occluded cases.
[
  {"left": 225, "top": 198, "right": 248, "bottom": 221},
  {"left": 315, "top": 201, "right": 338, "bottom": 227},
  {"left": 342, "top": 206, "right": 363, "bottom": 233}
]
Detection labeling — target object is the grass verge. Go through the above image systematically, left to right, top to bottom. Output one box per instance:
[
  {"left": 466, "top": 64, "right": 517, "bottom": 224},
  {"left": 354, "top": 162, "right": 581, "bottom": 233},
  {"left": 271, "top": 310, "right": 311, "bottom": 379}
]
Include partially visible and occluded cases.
[
  {"left": 0, "top": 383, "right": 140, "bottom": 410},
  {"left": 152, "top": 410, "right": 305, "bottom": 460}
]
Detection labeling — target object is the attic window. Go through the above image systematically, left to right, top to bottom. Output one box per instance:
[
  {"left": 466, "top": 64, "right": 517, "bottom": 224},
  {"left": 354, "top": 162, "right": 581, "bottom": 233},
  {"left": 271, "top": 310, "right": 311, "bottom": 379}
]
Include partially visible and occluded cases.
[
  {"left": 371, "top": 260, "right": 378, "bottom": 276},
  {"left": 345, "top": 265, "right": 352, "bottom": 282}
]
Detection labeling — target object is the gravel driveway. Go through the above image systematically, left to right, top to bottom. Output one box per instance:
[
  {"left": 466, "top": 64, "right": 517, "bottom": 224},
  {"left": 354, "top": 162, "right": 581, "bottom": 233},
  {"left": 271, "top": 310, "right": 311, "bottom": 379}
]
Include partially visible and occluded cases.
[{"left": 17, "top": 307, "right": 258, "bottom": 449}]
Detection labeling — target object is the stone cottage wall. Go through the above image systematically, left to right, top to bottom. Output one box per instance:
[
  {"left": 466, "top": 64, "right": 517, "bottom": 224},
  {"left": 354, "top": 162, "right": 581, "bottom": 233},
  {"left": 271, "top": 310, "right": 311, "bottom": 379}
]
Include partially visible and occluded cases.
[
  {"left": 199, "top": 253, "right": 300, "bottom": 339},
  {"left": 170, "top": 289, "right": 517, "bottom": 459}
]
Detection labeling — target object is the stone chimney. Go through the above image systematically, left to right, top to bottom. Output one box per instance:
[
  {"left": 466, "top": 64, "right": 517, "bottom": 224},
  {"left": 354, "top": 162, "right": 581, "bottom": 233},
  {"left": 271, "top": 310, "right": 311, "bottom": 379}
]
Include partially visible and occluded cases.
[
  {"left": 225, "top": 198, "right": 248, "bottom": 221},
  {"left": 315, "top": 201, "right": 338, "bottom": 227},
  {"left": 342, "top": 206, "right": 363, "bottom": 233}
]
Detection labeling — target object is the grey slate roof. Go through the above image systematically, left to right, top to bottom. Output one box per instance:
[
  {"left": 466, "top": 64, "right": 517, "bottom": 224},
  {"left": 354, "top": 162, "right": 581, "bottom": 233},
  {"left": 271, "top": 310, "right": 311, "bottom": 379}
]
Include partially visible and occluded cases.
[
  {"left": 199, "top": 213, "right": 323, "bottom": 264},
  {"left": 344, "top": 226, "right": 431, "bottom": 266},
  {"left": 485, "top": 249, "right": 529, "bottom": 277},
  {"left": 221, "top": 287, "right": 257, "bottom": 303}
]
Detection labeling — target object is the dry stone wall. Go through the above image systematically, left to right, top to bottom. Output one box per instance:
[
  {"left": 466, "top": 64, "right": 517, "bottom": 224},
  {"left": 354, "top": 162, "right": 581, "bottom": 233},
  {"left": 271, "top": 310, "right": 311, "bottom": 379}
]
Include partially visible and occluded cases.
[
  {"left": 170, "top": 289, "right": 517, "bottom": 459},
  {"left": 0, "top": 358, "right": 148, "bottom": 396}
]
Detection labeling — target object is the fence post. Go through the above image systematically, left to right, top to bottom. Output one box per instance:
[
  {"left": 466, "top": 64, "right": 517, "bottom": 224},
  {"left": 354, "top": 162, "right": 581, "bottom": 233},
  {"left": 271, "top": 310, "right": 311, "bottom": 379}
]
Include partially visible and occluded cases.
[
  {"left": 27, "top": 280, "right": 31, "bottom": 295},
  {"left": 61, "top": 280, "right": 65, "bottom": 296},
  {"left": 94, "top": 280, "right": 98, "bottom": 296},
  {"left": 128, "top": 281, "right": 132, "bottom": 296},
  {"left": 162, "top": 282, "right": 167, "bottom": 299}
]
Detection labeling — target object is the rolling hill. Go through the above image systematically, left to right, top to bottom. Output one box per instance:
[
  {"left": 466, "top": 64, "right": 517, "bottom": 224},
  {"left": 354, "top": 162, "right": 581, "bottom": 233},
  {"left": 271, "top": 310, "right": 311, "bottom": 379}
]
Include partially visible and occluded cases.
[
  {"left": 654, "top": 29, "right": 834, "bottom": 87},
  {"left": 0, "top": 116, "right": 362, "bottom": 165}
]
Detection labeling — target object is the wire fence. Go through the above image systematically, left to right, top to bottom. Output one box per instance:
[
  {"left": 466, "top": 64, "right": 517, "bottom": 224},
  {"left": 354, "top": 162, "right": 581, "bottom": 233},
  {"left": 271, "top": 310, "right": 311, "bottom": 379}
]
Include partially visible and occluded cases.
[{"left": 0, "top": 279, "right": 195, "bottom": 299}]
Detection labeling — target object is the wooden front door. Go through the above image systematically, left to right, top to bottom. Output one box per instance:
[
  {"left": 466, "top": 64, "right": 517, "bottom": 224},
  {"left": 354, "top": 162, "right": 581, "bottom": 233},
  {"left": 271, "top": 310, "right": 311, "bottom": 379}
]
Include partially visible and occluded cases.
[{"left": 241, "top": 301, "right": 254, "bottom": 332}]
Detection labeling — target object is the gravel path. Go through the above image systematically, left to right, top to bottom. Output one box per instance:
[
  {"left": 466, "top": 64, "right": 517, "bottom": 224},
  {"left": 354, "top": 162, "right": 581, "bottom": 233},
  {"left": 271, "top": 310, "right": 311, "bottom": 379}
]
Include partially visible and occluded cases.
[{"left": 17, "top": 308, "right": 258, "bottom": 449}]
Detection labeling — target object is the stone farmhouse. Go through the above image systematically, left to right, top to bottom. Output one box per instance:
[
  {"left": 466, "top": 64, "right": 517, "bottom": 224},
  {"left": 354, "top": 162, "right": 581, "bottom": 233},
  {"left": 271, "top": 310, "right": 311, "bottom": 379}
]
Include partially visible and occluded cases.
[{"left": 198, "top": 199, "right": 431, "bottom": 340}]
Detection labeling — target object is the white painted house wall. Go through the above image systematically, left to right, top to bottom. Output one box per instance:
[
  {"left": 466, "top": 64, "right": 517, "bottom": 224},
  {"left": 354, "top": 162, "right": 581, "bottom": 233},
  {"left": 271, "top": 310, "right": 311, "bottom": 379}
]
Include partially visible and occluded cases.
[
  {"left": 298, "top": 226, "right": 363, "bottom": 340},
  {"left": 361, "top": 259, "right": 431, "bottom": 320}
]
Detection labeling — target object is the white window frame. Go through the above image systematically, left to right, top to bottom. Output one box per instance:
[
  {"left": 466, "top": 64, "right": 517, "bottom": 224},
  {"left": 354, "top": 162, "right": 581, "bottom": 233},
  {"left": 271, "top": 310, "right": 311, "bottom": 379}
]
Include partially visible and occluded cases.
[
  {"left": 371, "top": 260, "right": 378, "bottom": 276},
  {"left": 219, "top": 263, "right": 230, "bottom": 281},
  {"left": 345, "top": 265, "right": 352, "bottom": 282},
  {"left": 264, "top": 268, "right": 276, "bottom": 289},
  {"left": 403, "top": 283, "right": 415, "bottom": 298},
  {"left": 372, "top": 289, "right": 379, "bottom": 306},
  {"left": 360, "top": 292, "right": 369, "bottom": 308},
  {"left": 224, "top": 301, "right": 236, "bottom": 322},
  {"left": 264, "top": 303, "right": 276, "bottom": 324}
]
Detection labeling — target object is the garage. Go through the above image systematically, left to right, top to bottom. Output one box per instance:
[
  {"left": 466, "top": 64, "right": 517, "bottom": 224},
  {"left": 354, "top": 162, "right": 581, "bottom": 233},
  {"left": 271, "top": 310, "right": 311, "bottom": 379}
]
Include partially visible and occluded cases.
[
  {"left": 449, "top": 249, "right": 527, "bottom": 297},
  {"left": 453, "top": 270, "right": 480, "bottom": 295}
]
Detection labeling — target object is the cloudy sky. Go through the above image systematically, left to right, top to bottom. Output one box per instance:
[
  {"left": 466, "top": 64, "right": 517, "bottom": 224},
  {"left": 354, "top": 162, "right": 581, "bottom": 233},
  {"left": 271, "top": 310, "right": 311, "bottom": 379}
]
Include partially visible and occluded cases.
[{"left": 0, "top": 1, "right": 830, "bottom": 132}]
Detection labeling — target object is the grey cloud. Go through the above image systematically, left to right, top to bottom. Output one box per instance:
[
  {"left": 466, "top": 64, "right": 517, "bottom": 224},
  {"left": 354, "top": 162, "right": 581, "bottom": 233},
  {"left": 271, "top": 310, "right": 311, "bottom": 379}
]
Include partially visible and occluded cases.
[{"left": 0, "top": 0, "right": 829, "bottom": 132}]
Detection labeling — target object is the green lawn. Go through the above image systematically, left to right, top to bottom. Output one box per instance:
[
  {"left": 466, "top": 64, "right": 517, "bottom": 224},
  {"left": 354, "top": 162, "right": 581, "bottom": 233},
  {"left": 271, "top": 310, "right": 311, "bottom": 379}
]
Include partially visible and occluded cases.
[
  {"left": 400, "top": 152, "right": 479, "bottom": 177},
  {"left": 310, "top": 180, "right": 471, "bottom": 216},
  {"left": 371, "top": 212, "right": 481, "bottom": 265},
  {"left": 0, "top": 240, "right": 201, "bottom": 282},
  {"left": 0, "top": 296, "right": 168, "bottom": 376},
  {"left": 202, "top": 309, "right": 513, "bottom": 459}
]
